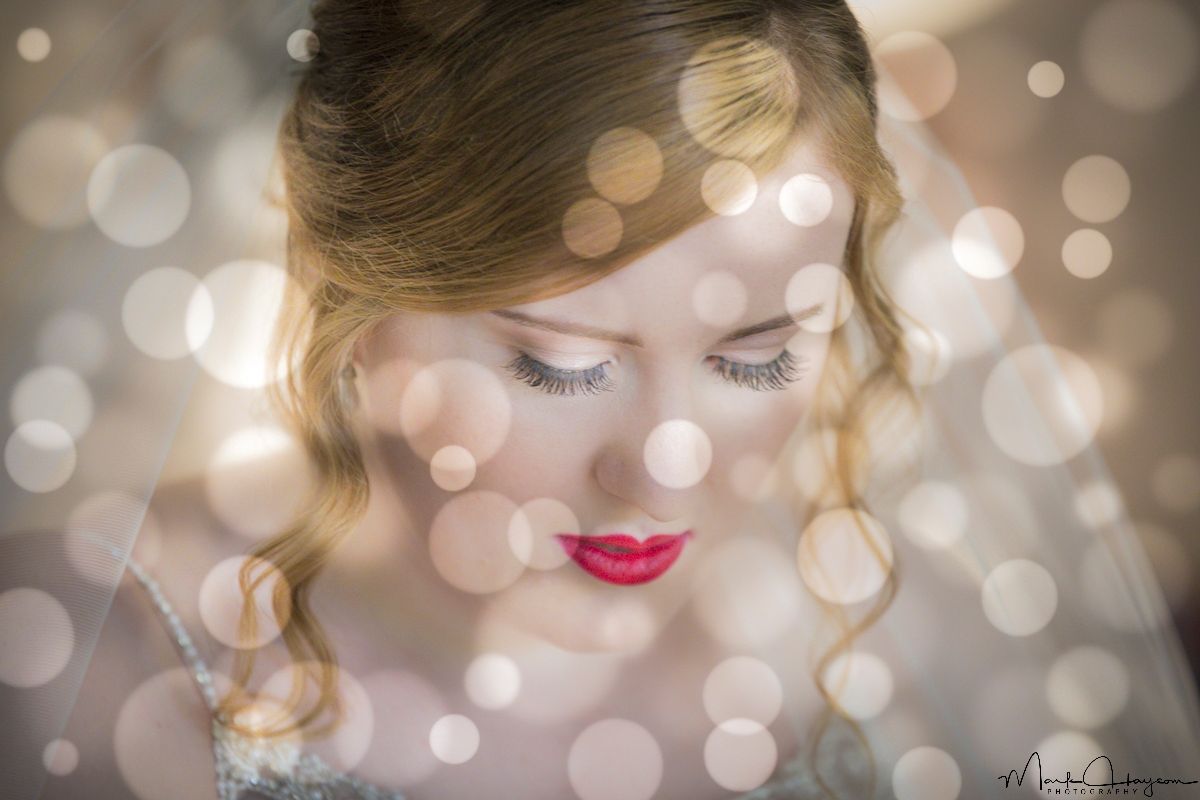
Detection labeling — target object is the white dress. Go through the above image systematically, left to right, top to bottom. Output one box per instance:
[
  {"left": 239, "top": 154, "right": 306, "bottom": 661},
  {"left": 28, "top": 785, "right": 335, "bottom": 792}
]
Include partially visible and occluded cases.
[{"left": 124, "top": 556, "right": 871, "bottom": 800}]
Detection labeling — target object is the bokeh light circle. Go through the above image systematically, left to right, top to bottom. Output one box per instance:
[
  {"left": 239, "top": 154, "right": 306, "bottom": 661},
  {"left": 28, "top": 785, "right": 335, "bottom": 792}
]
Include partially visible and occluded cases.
[
  {"left": 1081, "top": 0, "right": 1199, "bottom": 113},
  {"left": 17, "top": 28, "right": 51, "bottom": 62},
  {"left": 875, "top": 31, "right": 958, "bottom": 121},
  {"left": 1028, "top": 60, "right": 1065, "bottom": 98},
  {"left": 4, "top": 115, "right": 108, "bottom": 229},
  {"left": 587, "top": 127, "right": 663, "bottom": 205},
  {"left": 87, "top": 144, "right": 191, "bottom": 247},
  {"left": 1062, "top": 155, "right": 1131, "bottom": 224},
  {"left": 701, "top": 160, "right": 757, "bottom": 216},
  {"left": 778, "top": 173, "right": 833, "bottom": 227},
  {"left": 562, "top": 198, "right": 622, "bottom": 258},
  {"left": 951, "top": 206, "right": 1024, "bottom": 279},
  {"left": 1062, "top": 229, "right": 1112, "bottom": 279},
  {"left": 188, "top": 260, "right": 293, "bottom": 388},
  {"left": 785, "top": 263, "right": 854, "bottom": 333},
  {"left": 124, "top": 267, "right": 212, "bottom": 359},
  {"left": 982, "top": 344, "right": 1103, "bottom": 466},
  {"left": 10, "top": 365, "right": 93, "bottom": 439},
  {"left": 643, "top": 419, "right": 712, "bottom": 489},
  {"left": 5, "top": 420, "right": 76, "bottom": 493},
  {"left": 898, "top": 480, "right": 968, "bottom": 550},
  {"left": 429, "top": 491, "right": 526, "bottom": 593},
  {"left": 798, "top": 508, "right": 893, "bottom": 605},
  {"left": 198, "top": 555, "right": 291, "bottom": 649},
  {"left": 981, "top": 558, "right": 1058, "bottom": 636},
  {"left": 0, "top": 588, "right": 74, "bottom": 688},
  {"left": 1046, "top": 645, "right": 1130, "bottom": 728},
  {"left": 822, "top": 651, "right": 894, "bottom": 720},
  {"left": 464, "top": 653, "right": 521, "bottom": 710},
  {"left": 702, "top": 656, "right": 783, "bottom": 726},
  {"left": 429, "top": 714, "right": 480, "bottom": 765},
  {"left": 567, "top": 718, "right": 663, "bottom": 800},
  {"left": 703, "top": 719, "right": 778, "bottom": 793},
  {"left": 42, "top": 739, "right": 78, "bottom": 775},
  {"left": 892, "top": 746, "right": 962, "bottom": 800}
]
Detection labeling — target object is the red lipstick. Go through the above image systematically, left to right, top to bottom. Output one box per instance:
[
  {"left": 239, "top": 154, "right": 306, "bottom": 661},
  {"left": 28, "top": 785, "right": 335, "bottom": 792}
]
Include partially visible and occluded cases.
[{"left": 555, "top": 531, "right": 693, "bottom": 585}]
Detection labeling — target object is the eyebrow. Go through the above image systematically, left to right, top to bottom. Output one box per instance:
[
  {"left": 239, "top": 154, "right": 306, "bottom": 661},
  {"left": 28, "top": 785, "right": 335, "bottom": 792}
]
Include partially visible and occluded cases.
[{"left": 489, "top": 303, "right": 824, "bottom": 347}]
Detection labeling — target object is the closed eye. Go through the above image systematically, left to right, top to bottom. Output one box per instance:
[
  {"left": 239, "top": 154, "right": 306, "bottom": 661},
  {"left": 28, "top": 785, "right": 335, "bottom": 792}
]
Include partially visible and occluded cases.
[{"left": 503, "top": 348, "right": 809, "bottom": 396}]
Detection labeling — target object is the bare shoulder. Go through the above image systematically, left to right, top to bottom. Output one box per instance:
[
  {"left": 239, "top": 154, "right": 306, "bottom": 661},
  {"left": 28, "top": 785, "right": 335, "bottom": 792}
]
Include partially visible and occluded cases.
[
  {"left": 42, "top": 472, "right": 263, "bottom": 799},
  {"left": 42, "top": 539, "right": 222, "bottom": 798}
]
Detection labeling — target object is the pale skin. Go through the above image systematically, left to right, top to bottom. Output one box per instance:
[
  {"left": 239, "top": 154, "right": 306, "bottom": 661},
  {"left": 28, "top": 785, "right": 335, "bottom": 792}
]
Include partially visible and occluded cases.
[
  {"left": 64, "top": 135, "right": 856, "bottom": 800},
  {"left": 307, "top": 135, "right": 857, "bottom": 796}
]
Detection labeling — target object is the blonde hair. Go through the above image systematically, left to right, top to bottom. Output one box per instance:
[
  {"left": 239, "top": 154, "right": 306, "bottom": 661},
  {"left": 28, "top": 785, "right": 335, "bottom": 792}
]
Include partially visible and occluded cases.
[{"left": 220, "top": 1, "right": 916, "bottom": 796}]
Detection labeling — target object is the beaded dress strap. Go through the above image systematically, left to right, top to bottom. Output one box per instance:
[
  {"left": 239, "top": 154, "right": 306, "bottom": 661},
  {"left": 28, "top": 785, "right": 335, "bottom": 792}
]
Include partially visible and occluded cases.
[{"left": 122, "top": 553, "right": 221, "bottom": 713}]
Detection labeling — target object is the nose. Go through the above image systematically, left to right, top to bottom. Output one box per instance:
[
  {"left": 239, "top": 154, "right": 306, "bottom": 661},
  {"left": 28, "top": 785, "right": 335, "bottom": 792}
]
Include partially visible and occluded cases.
[
  {"left": 591, "top": 368, "right": 709, "bottom": 526},
  {"left": 593, "top": 446, "right": 696, "bottom": 525}
]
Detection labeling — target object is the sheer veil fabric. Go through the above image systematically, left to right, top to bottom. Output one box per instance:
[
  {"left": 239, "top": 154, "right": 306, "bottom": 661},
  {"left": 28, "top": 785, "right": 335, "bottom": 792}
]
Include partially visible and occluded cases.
[{"left": 2, "top": 1, "right": 1200, "bottom": 799}]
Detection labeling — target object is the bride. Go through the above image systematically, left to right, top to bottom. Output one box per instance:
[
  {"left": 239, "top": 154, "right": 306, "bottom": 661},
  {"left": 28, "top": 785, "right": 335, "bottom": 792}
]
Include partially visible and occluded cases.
[{"left": 24, "top": 1, "right": 1200, "bottom": 799}]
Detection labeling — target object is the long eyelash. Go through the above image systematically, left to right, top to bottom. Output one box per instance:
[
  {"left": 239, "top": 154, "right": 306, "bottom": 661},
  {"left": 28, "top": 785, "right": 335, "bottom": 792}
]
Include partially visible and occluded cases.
[
  {"left": 710, "top": 348, "right": 809, "bottom": 391},
  {"left": 506, "top": 349, "right": 809, "bottom": 396},
  {"left": 503, "top": 352, "right": 616, "bottom": 396}
]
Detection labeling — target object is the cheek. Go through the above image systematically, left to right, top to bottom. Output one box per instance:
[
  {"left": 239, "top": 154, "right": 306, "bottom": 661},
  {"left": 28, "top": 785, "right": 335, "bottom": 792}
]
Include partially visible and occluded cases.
[{"left": 471, "top": 393, "right": 606, "bottom": 501}]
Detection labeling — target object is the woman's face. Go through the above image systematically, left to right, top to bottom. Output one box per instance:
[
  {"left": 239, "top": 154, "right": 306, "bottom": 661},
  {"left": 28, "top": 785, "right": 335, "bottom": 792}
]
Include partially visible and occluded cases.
[{"left": 349, "top": 137, "right": 854, "bottom": 655}]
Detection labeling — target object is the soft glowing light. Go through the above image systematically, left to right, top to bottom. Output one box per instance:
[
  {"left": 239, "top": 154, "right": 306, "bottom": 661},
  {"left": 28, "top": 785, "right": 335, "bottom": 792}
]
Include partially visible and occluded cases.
[
  {"left": 1081, "top": 0, "right": 1198, "bottom": 112},
  {"left": 17, "top": 28, "right": 51, "bottom": 62},
  {"left": 286, "top": 29, "right": 319, "bottom": 62},
  {"left": 875, "top": 31, "right": 958, "bottom": 121},
  {"left": 1028, "top": 60, "right": 1065, "bottom": 97},
  {"left": 3, "top": 115, "right": 107, "bottom": 229},
  {"left": 587, "top": 127, "right": 663, "bottom": 205},
  {"left": 87, "top": 144, "right": 191, "bottom": 247},
  {"left": 1062, "top": 155, "right": 1130, "bottom": 224},
  {"left": 701, "top": 160, "right": 757, "bottom": 216},
  {"left": 778, "top": 173, "right": 833, "bottom": 227},
  {"left": 562, "top": 198, "right": 622, "bottom": 258},
  {"left": 951, "top": 206, "right": 1024, "bottom": 279},
  {"left": 1062, "top": 229, "right": 1112, "bottom": 279},
  {"left": 188, "top": 260, "right": 293, "bottom": 388},
  {"left": 785, "top": 263, "right": 854, "bottom": 333},
  {"left": 124, "top": 267, "right": 212, "bottom": 360},
  {"left": 982, "top": 345, "right": 1103, "bottom": 466},
  {"left": 10, "top": 365, "right": 93, "bottom": 439},
  {"left": 643, "top": 419, "right": 712, "bottom": 489},
  {"left": 5, "top": 420, "right": 76, "bottom": 493},
  {"left": 430, "top": 444, "right": 476, "bottom": 491},
  {"left": 898, "top": 480, "right": 968, "bottom": 549},
  {"left": 429, "top": 491, "right": 526, "bottom": 593},
  {"left": 798, "top": 508, "right": 893, "bottom": 605},
  {"left": 197, "top": 556, "right": 291, "bottom": 649},
  {"left": 981, "top": 558, "right": 1058, "bottom": 636},
  {"left": 0, "top": 588, "right": 74, "bottom": 688},
  {"left": 1046, "top": 646, "right": 1130, "bottom": 728},
  {"left": 822, "top": 651, "right": 894, "bottom": 720},
  {"left": 464, "top": 653, "right": 521, "bottom": 710},
  {"left": 702, "top": 656, "right": 783, "bottom": 726},
  {"left": 429, "top": 714, "right": 480, "bottom": 764},
  {"left": 568, "top": 719, "right": 663, "bottom": 800},
  {"left": 703, "top": 719, "right": 778, "bottom": 793},
  {"left": 42, "top": 739, "right": 78, "bottom": 776},
  {"left": 892, "top": 746, "right": 962, "bottom": 800}
]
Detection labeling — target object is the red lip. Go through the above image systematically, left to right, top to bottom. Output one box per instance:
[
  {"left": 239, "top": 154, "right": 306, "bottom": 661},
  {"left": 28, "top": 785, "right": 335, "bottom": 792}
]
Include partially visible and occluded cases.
[{"left": 555, "top": 531, "right": 693, "bottom": 585}]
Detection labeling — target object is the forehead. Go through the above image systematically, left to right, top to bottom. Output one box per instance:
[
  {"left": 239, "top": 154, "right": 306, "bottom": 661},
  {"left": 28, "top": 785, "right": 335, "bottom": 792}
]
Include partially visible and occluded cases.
[{"left": 515, "top": 136, "right": 854, "bottom": 332}]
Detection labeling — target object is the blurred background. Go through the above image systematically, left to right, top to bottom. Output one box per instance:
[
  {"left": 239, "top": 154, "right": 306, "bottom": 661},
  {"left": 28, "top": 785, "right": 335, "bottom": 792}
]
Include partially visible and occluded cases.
[{"left": 0, "top": 0, "right": 1197, "bottom": 769}]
